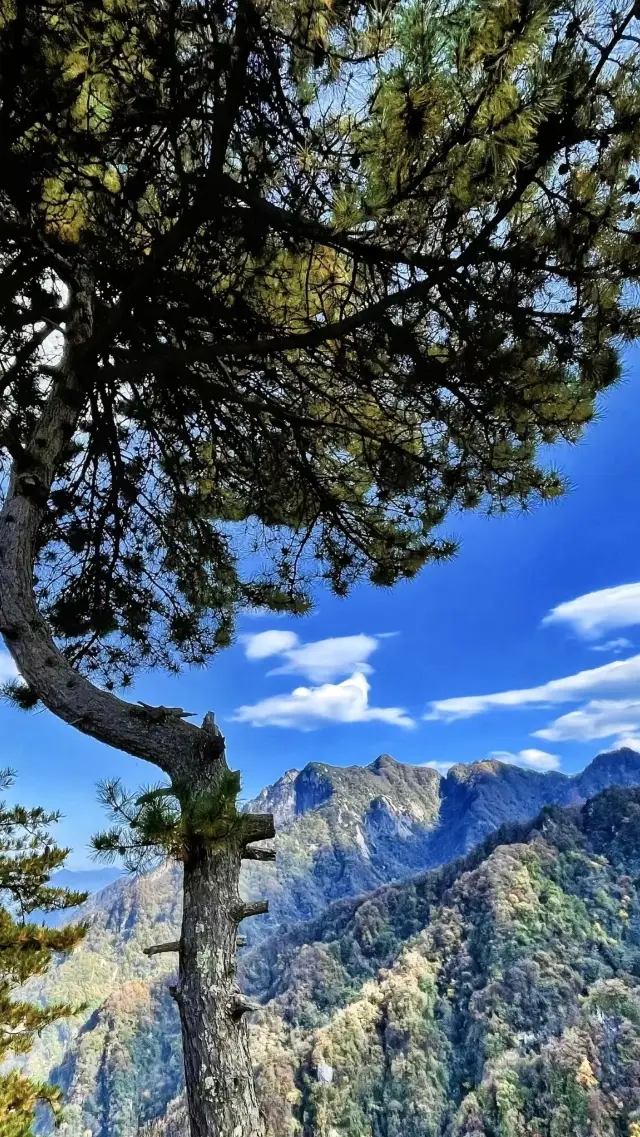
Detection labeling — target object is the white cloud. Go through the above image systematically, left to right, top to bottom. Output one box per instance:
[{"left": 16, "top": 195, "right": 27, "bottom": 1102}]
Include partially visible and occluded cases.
[
  {"left": 542, "top": 582, "right": 640, "bottom": 640},
  {"left": 424, "top": 591, "right": 640, "bottom": 752},
  {"left": 242, "top": 607, "right": 287, "bottom": 620},
  {"left": 242, "top": 630, "right": 299, "bottom": 660},
  {"left": 242, "top": 631, "right": 384, "bottom": 683},
  {"left": 271, "top": 634, "right": 381, "bottom": 682},
  {"left": 590, "top": 637, "right": 633, "bottom": 653},
  {"left": 0, "top": 652, "right": 19, "bottom": 683},
  {"left": 425, "top": 653, "right": 640, "bottom": 722},
  {"left": 233, "top": 671, "right": 414, "bottom": 730},
  {"left": 534, "top": 698, "right": 640, "bottom": 743},
  {"left": 614, "top": 735, "right": 640, "bottom": 752},
  {"left": 490, "top": 748, "right": 561, "bottom": 772},
  {"left": 423, "top": 760, "right": 454, "bottom": 774}
]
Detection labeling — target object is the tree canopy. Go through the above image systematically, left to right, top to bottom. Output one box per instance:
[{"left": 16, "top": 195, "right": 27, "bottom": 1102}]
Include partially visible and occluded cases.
[
  {"left": 2, "top": 0, "right": 640, "bottom": 694},
  {"left": 4, "top": 5, "right": 640, "bottom": 1135},
  {"left": 0, "top": 770, "right": 87, "bottom": 1137}
]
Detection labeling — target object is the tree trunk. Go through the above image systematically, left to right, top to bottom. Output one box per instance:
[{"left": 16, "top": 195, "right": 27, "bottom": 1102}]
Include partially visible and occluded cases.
[
  {"left": 0, "top": 283, "right": 274, "bottom": 1137},
  {"left": 179, "top": 839, "right": 263, "bottom": 1137}
]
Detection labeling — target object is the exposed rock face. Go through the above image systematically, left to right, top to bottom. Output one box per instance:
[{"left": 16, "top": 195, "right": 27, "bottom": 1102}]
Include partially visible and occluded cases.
[
  {"left": 25, "top": 748, "right": 640, "bottom": 1137},
  {"left": 433, "top": 759, "right": 569, "bottom": 862},
  {"left": 292, "top": 763, "right": 335, "bottom": 815},
  {"left": 244, "top": 768, "right": 299, "bottom": 828}
]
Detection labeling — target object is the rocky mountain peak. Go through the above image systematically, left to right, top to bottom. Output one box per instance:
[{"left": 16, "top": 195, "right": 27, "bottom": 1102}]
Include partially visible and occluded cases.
[
  {"left": 576, "top": 745, "right": 640, "bottom": 795},
  {"left": 367, "top": 752, "right": 401, "bottom": 773},
  {"left": 446, "top": 758, "right": 505, "bottom": 782},
  {"left": 293, "top": 763, "right": 335, "bottom": 816},
  {"left": 244, "top": 768, "right": 300, "bottom": 827}
]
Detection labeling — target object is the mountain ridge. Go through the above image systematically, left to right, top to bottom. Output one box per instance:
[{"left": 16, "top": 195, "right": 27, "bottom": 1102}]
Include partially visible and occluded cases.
[
  {"left": 245, "top": 745, "right": 640, "bottom": 871},
  {"left": 23, "top": 746, "right": 640, "bottom": 1137},
  {"left": 147, "top": 783, "right": 640, "bottom": 1137}
]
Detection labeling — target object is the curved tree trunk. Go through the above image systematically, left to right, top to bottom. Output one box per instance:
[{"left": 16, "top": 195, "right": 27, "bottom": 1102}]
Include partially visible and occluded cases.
[
  {"left": 0, "top": 21, "right": 264, "bottom": 1135},
  {"left": 0, "top": 281, "right": 274, "bottom": 1137}
]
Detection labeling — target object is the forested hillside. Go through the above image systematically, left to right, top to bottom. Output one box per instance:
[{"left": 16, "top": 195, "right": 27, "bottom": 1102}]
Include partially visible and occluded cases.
[
  {"left": 23, "top": 749, "right": 640, "bottom": 1137},
  {"left": 152, "top": 785, "right": 640, "bottom": 1137}
]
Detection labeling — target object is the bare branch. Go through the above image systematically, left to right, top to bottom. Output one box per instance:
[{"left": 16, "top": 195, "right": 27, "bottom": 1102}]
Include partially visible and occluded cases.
[
  {"left": 238, "top": 813, "right": 275, "bottom": 845},
  {"left": 242, "top": 847, "right": 276, "bottom": 862},
  {"left": 232, "top": 900, "right": 269, "bottom": 922},
  {"left": 143, "top": 940, "right": 181, "bottom": 957}
]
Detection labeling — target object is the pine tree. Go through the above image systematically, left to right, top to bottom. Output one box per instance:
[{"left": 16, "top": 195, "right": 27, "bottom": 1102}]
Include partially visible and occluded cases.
[
  {"left": 2, "top": 1, "right": 640, "bottom": 1135},
  {"left": 0, "top": 771, "right": 87, "bottom": 1137}
]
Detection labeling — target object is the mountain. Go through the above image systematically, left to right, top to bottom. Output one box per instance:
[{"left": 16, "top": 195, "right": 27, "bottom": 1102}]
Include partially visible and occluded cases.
[
  {"left": 240, "top": 746, "right": 640, "bottom": 945},
  {"left": 427, "top": 746, "right": 640, "bottom": 864},
  {"left": 23, "top": 747, "right": 640, "bottom": 1137},
  {"left": 149, "top": 784, "right": 640, "bottom": 1137},
  {"left": 34, "top": 868, "right": 123, "bottom": 927},
  {"left": 51, "top": 868, "right": 123, "bottom": 894}
]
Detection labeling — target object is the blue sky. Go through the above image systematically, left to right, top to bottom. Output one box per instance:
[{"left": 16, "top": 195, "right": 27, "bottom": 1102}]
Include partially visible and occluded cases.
[{"left": 3, "top": 348, "right": 640, "bottom": 867}]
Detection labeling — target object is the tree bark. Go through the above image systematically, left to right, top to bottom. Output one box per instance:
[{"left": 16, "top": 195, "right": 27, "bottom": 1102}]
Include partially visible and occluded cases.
[
  {"left": 0, "top": 25, "right": 264, "bottom": 1136},
  {"left": 0, "top": 280, "right": 273, "bottom": 1137},
  {"left": 179, "top": 838, "right": 264, "bottom": 1137}
]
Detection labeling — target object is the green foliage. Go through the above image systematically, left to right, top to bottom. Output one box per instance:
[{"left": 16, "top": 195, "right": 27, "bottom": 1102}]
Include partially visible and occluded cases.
[
  {"left": 2, "top": 0, "right": 640, "bottom": 682},
  {"left": 0, "top": 683, "right": 40, "bottom": 713},
  {"left": 91, "top": 769, "right": 244, "bottom": 871},
  {"left": 0, "top": 770, "right": 87, "bottom": 1137},
  {"left": 240, "top": 787, "right": 640, "bottom": 1137}
]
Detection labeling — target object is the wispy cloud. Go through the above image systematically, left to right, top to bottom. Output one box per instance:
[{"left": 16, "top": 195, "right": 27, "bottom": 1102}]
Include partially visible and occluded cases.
[
  {"left": 542, "top": 582, "right": 640, "bottom": 640},
  {"left": 425, "top": 584, "right": 640, "bottom": 751},
  {"left": 242, "top": 607, "right": 287, "bottom": 620},
  {"left": 241, "top": 631, "right": 386, "bottom": 683},
  {"left": 590, "top": 638, "right": 633, "bottom": 654},
  {"left": 0, "top": 652, "right": 19, "bottom": 683},
  {"left": 425, "top": 654, "right": 640, "bottom": 722},
  {"left": 233, "top": 672, "right": 414, "bottom": 731},
  {"left": 534, "top": 698, "right": 640, "bottom": 743},
  {"left": 614, "top": 735, "right": 640, "bottom": 752},
  {"left": 490, "top": 748, "right": 561, "bottom": 771},
  {"left": 423, "top": 760, "right": 454, "bottom": 774}
]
